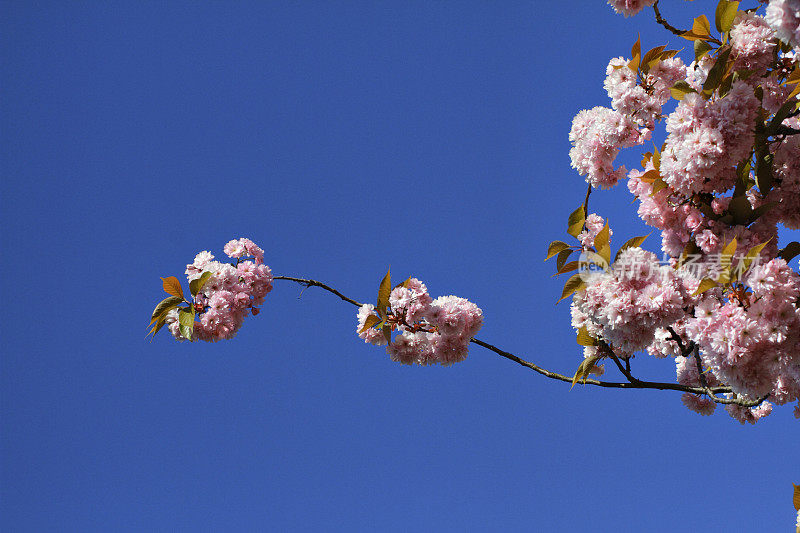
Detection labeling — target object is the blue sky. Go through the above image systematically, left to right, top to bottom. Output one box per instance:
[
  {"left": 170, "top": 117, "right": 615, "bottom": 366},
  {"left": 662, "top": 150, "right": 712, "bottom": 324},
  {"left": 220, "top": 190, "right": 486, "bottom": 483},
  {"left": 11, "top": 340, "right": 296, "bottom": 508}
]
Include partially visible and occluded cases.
[{"left": 2, "top": 1, "right": 798, "bottom": 531}]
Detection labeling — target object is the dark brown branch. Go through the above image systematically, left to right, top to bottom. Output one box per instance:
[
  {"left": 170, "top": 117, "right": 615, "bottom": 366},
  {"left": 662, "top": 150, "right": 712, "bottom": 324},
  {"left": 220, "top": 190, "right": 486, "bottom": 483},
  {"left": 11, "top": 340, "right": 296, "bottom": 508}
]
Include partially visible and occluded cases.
[
  {"left": 652, "top": 0, "right": 688, "bottom": 37},
  {"left": 774, "top": 125, "right": 800, "bottom": 136},
  {"left": 582, "top": 184, "right": 592, "bottom": 221},
  {"left": 273, "top": 275, "right": 762, "bottom": 407},
  {"left": 274, "top": 275, "right": 365, "bottom": 307},
  {"left": 666, "top": 326, "right": 695, "bottom": 357},
  {"left": 471, "top": 337, "right": 729, "bottom": 395},
  {"left": 609, "top": 353, "right": 640, "bottom": 384}
]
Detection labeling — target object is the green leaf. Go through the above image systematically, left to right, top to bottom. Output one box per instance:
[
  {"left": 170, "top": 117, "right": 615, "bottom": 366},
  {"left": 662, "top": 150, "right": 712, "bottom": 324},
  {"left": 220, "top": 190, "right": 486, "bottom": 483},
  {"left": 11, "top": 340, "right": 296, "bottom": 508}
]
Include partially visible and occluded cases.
[
  {"left": 715, "top": 0, "right": 739, "bottom": 33},
  {"left": 693, "top": 14, "right": 712, "bottom": 36},
  {"left": 681, "top": 31, "right": 711, "bottom": 42},
  {"left": 629, "top": 34, "right": 641, "bottom": 72},
  {"left": 694, "top": 40, "right": 713, "bottom": 63},
  {"left": 641, "top": 45, "right": 666, "bottom": 73},
  {"left": 702, "top": 46, "right": 732, "bottom": 95},
  {"left": 659, "top": 49, "right": 679, "bottom": 61},
  {"left": 718, "top": 72, "right": 733, "bottom": 97},
  {"left": 671, "top": 80, "right": 697, "bottom": 100},
  {"left": 786, "top": 82, "right": 800, "bottom": 102},
  {"left": 769, "top": 98, "right": 799, "bottom": 135},
  {"left": 652, "top": 146, "right": 661, "bottom": 170},
  {"left": 735, "top": 158, "right": 753, "bottom": 193},
  {"left": 640, "top": 169, "right": 660, "bottom": 183},
  {"left": 649, "top": 177, "right": 668, "bottom": 196},
  {"left": 727, "top": 195, "right": 753, "bottom": 225},
  {"left": 749, "top": 202, "right": 775, "bottom": 223},
  {"left": 567, "top": 205, "right": 586, "bottom": 238},
  {"left": 593, "top": 221, "right": 610, "bottom": 252},
  {"left": 593, "top": 222, "right": 611, "bottom": 265},
  {"left": 614, "top": 234, "right": 650, "bottom": 262},
  {"left": 721, "top": 237, "right": 738, "bottom": 260},
  {"left": 717, "top": 238, "right": 738, "bottom": 282},
  {"left": 677, "top": 239, "right": 701, "bottom": 269},
  {"left": 740, "top": 239, "right": 770, "bottom": 273},
  {"left": 545, "top": 241, "right": 570, "bottom": 261},
  {"left": 778, "top": 242, "right": 800, "bottom": 262},
  {"left": 556, "top": 248, "right": 573, "bottom": 272},
  {"left": 581, "top": 251, "right": 608, "bottom": 271},
  {"left": 553, "top": 261, "right": 580, "bottom": 276},
  {"left": 376, "top": 269, "right": 392, "bottom": 319},
  {"left": 189, "top": 271, "right": 213, "bottom": 296},
  {"left": 558, "top": 274, "right": 586, "bottom": 303},
  {"left": 161, "top": 276, "right": 185, "bottom": 300},
  {"left": 693, "top": 278, "right": 719, "bottom": 296},
  {"left": 150, "top": 295, "right": 184, "bottom": 324},
  {"left": 178, "top": 308, "right": 195, "bottom": 341},
  {"left": 178, "top": 308, "right": 195, "bottom": 326},
  {"left": 146, "top": 314, "right": 168, "bottom": 340},
  {"left": 359, "top": 314, "right": 381, "bottom": 334},
  {"left": 179, "top": 324, "right": 192, "bottom": 341},
  {"left": 382, "top": 324, "right": 392, "bottom": 344},
  {"left": 576, "top": 326, "right": 597, "bottom": 347},
  {"left": 571, "top": 355, "right": 601, "bottom": 389},
  {"left": 793, "top": 483, "right": 800, "bottom": 512}
]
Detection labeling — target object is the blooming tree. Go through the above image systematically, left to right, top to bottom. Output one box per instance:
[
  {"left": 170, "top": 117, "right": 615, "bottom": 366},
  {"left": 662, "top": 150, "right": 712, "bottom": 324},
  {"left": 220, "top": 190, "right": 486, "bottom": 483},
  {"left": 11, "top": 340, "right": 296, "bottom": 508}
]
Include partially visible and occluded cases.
[{"left": 150, "top": 0, "right": 800, "bottom": 433}]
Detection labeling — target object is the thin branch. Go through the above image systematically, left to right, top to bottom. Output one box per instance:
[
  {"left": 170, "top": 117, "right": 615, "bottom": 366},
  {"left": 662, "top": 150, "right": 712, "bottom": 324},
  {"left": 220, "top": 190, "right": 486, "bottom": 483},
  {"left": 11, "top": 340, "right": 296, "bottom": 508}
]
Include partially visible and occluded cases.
[
  {"left": 652, "top": 0, "right": 688, "bottom": 37},
  {"left": 774, "top": 125, "right": 800, "bottom": 136},
  {"left": 583, "top": 184, "right": 592, "bottom": 217},
  {"left": 272, "top": 275, "right": 762, "bottom": 407},
  {"left": 274, "top": 275, "right": 364, "bottom": 307},
  {"left": 666, "top": 326, "right": 695, "bottom": 357},
  {"left": 471, "top": 337, "right": 727, "bottom": 395},
  {"left": 691, "top": 344, "right": 710, "bottom": 390},
  {"left": 609, "top": 353, "right": 640, "bottom": 384}
]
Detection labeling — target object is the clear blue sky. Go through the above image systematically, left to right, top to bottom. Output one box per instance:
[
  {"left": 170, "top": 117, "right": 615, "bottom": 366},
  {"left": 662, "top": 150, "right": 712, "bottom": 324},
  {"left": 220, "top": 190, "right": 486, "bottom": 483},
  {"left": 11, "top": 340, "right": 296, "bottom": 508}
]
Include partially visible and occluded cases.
[{"left": 2, "top": 1, "right": 798, "bottom": 531}]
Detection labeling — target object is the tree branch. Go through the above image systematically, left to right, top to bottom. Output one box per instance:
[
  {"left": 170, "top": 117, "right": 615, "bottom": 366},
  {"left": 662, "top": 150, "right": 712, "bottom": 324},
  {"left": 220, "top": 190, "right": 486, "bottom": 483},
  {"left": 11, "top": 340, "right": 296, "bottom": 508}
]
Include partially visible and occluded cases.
[
  {"left": 652, "top": 0, "right": 689, "bottom": 38},
  {"left": 273, "top": 275, "right": 763, "bottom": 407},
  {"left": 274, "top": 275, "right": 365, "bottom": 307}
]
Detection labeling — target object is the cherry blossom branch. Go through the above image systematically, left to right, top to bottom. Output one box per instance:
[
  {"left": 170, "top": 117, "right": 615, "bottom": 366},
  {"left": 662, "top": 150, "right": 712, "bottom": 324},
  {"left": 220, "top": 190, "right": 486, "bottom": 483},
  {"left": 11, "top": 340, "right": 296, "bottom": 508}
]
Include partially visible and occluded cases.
[
  {"left": 652, "top": 0, "right": 689, "bottom": 38},
  {"left": 273, "top": 275, "right": 764, "bottom": 407}
]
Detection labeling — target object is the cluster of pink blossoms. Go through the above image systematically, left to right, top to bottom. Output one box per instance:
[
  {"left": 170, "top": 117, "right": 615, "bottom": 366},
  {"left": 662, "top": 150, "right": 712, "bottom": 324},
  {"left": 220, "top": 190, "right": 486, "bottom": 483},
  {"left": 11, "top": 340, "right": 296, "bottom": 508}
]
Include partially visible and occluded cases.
[
  {"left": 606, "top": 0, "right": 655, "bottom": 18},
  {"left": 765, "top": 0, "right": 800, "bottom": 50},
  {"left": 566, "top": 4, "right": 800, "bottom": 422},
  {"left": 604, "top": 55, "right": 687, "bottom": 128},
  {"left": 661, "top": 83, "right": 759, "bottom": 196},
  {"left": 568, "top": 106, "right": 645, "bottom": 189},
  {"left": 578, "top": 213, "right": 612, "bottom": 248},
  {"left": 166, "top": 238, "right": 273, "bottom": 342},
  {"left": 571, "top": 247, "right": 696, "bottom": 357},
  {"left": 685, "top": 259, "right": 800, "bottom": 412},
  {"left": 356, "top": 278, "right": 483, "bottom": 366}
]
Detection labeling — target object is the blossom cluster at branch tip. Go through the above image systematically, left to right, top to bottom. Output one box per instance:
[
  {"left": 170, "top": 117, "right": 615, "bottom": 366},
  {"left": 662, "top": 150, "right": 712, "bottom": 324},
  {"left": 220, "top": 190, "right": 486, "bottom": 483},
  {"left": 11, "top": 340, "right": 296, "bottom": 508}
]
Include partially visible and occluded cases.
[
  {"left": 606, "top": 0, "right": 655, "bottom": 18},
  {"left": 563, "top": 1, "right": 800, "bottom": 422},
  {"left": 167, "top": 238, "right": 272, "bottom": 342},
  {"left": 356, "top": 278, "right": 483, "bottom": 366}
]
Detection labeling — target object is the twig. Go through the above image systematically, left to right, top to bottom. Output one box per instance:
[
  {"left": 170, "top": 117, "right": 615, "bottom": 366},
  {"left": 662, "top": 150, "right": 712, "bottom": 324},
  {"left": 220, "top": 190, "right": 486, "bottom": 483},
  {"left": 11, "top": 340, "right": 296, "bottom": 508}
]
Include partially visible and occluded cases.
[
  {"left": 652, "top": 0, "right": 688, "bottom": 37},
  {"left": 582, "top": 184, "right": 592, "bottom": 221},
  {"left": 274, "top": 276, "right": 365, "bottom": 307}
]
